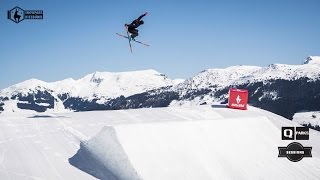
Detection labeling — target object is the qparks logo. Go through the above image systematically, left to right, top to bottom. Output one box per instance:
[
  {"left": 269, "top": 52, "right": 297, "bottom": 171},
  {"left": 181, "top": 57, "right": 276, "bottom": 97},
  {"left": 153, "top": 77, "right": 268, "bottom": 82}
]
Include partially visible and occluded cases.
[
  {"left": 7, "top": 6, "right": 43, "bottom": 23},
  {"left": 278, "top": 127, "right": 312, "bottom": 162}
]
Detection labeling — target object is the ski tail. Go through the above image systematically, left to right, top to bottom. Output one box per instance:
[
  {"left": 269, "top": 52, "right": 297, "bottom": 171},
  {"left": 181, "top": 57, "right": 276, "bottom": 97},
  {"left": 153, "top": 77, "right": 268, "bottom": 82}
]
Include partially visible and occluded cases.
[
  {"left": 116, "top": 33, "right": 128, "bottom": 39},
  {"left": 132, "top": 39, "right": 150, "bottom": 47}
]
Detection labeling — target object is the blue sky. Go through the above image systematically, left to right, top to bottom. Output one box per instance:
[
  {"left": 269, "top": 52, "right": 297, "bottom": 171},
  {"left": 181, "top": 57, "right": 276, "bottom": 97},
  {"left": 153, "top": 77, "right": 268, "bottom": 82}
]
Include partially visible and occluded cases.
[{"left": 1, "top": 0, "right": 320, "bottom": 89}]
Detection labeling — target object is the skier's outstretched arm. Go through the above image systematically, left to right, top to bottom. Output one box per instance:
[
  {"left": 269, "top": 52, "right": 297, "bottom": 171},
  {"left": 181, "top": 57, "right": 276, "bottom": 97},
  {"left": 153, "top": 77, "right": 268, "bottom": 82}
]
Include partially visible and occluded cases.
[
  {"left": 127, "top": 12, "right": 148, "bottom": 28},
  {"left": 137, "top": 12, "right": 148, "bottom": 21}
]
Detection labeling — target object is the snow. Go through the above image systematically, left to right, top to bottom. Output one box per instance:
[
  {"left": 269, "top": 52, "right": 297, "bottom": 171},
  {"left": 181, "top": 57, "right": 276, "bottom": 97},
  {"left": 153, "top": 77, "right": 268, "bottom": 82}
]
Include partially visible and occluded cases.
[
  {"left": 1, "top": 56, "right": 320, "bottom": 113},
  {"left": 170, "top": 56, "right": 320, "bottom": 106},
  {"left": 175, "top": 56, "right": 320, "bottom": 93},
  {"left": 236, "top": 56, "right": 320, "bottom": 83},
  {"left": 249, "top": 56, "right": 320, "bottom": 82},
  {"left": 303, "top": 56, "right": 320, "bottom": 65},
  {"left": 244, "top": 61, "right": 320, "bottom": 83},
  {"left": 176, "top": 65, "right": 261, "bottom": 90},
  {"left": 0, "top": 69, "right": 174, "bottom": 103},
  {"left": 51, "top": 70, "right": 174, "bottom": 100},
  {"left": 0, "top": 79, "right": 50, "bottom": 97},
  {"left": 172, "top": 79, "right": 185, "bottom": 85},
  {"left": 258, "top": 90, "right": 279, "bottom": 101},
  {"left": 0, "top": 100, "right": 35, "bottom": 115},
  {"left": 35, "top": 102, "right": 51, "bottom": 106},
  {"left": 0, "top": 105, "right": 319, "bottom": 179},
  {"left": 293, "top": 111, "right": 320, "bottom": 127}
]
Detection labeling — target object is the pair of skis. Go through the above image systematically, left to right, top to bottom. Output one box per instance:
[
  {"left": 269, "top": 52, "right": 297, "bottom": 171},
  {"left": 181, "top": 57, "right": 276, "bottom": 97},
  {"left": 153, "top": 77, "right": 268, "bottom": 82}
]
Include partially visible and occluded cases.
[{"left": 116, "top": 27, "right": 149, "bottom": 53}]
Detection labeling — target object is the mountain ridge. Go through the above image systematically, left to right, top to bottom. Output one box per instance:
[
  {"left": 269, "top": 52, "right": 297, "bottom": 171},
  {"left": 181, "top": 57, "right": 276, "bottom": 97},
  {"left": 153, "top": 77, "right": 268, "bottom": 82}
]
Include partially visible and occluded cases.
[{"left": 1, "top": 56, "right": 320, "bottom": 129}]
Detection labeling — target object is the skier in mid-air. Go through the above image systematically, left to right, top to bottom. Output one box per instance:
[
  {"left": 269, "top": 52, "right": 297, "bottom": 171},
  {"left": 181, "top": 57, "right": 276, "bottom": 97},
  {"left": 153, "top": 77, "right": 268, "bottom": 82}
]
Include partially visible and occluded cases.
[{"left": 125, "top": 12, "right": 148, "bottom": 40}]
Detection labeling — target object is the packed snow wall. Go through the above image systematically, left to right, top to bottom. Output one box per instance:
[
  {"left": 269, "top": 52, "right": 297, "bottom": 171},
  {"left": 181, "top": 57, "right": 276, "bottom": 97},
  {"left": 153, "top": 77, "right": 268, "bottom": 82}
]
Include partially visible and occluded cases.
[{"left": 72, "top": 115, "right": 320, "bottom": 180}]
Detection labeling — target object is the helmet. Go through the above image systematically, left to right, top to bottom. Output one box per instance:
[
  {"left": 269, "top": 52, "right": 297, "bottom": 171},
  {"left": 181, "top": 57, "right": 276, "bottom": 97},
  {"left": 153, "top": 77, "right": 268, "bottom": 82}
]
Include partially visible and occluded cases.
[{"left": 140, "top": 20, "right": 144, "bottom": 25}]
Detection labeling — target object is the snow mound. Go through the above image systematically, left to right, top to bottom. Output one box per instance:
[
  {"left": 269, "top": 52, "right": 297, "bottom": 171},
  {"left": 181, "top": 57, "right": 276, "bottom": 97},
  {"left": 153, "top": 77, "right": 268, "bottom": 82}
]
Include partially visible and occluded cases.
[
  {"left": 1, "top": 105, "right": 320, "bottom": 180},
  {"left": 74, "top": 106, "right": 320, "bottom": 180}
]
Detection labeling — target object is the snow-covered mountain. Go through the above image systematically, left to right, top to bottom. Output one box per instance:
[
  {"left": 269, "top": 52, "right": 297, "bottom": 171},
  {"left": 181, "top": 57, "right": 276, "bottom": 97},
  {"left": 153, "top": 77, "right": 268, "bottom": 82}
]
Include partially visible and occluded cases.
[
  {"left": 176, "top": 55, "right": 320, "bottom": 92},
  {"left": 1, "top": 56, "right": 320, "bottom": 130},
  {"left": 169, "top": 56, "right": 320, "bottom": 112},
  {"left": 242, "top": 59, "right": 320, "bottom": 83},
  {"left": 175, "top": 65, "right": 261, "bottom": 90},
  {"left": 0, "top": 69, "right": 174, "bottom": 112},
  {"left": 1, "top": 69, "right": 174, "bottom": 100}
]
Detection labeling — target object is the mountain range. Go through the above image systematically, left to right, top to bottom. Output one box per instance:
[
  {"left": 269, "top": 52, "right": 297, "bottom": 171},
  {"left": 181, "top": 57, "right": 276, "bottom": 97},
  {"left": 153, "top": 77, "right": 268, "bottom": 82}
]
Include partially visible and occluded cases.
[{"left": 1, "top": 56, "right": 320, "bottom": 129}]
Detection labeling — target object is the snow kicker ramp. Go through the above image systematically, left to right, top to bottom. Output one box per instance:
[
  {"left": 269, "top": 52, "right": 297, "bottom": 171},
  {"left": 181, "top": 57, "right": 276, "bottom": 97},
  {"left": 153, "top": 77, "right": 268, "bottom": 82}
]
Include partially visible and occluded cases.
[{"left": 70, "top": 111, "right": 320, "bottom": 180}]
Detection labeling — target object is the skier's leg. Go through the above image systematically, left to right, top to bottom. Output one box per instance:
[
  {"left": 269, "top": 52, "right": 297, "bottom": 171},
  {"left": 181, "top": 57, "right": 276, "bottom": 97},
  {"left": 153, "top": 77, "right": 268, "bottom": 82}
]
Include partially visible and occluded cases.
[
  {"left": 131, "top": 29, "right": 138, "bottom": 40},
  {"left": 131, "top": 32, "right": 138, "bottom": 39}
]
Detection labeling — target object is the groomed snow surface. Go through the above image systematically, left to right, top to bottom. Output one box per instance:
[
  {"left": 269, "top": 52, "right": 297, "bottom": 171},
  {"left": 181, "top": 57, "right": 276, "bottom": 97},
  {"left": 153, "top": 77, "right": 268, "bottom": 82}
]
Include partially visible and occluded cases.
[{"left": 0, "top": 105, "right": 320, "bottom": 180}]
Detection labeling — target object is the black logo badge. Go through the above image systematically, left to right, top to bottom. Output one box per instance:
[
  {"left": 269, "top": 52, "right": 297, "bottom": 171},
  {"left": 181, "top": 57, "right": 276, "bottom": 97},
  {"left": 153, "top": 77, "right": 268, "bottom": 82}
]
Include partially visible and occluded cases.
[
  {"left": 7, "top": 6, "right": 43, "bottom": 23},
  {"left": 282, "top": 127, "right": 309, "bottom": 140},
  {"left": 282, "top": 127, "right": 295, "bottom": 140},
  {"left": 296, "top": 127, "right": 309, "bottom": 140},
  {"left": 278, "top": 142, "right": 312, "bottom": 162}
]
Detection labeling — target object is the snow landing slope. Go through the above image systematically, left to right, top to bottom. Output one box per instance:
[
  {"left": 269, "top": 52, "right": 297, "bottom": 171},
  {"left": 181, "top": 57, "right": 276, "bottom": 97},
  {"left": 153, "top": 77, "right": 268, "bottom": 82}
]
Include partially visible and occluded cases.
[{"left": 1, "top": 105, "right": 319, "bottom": 180}]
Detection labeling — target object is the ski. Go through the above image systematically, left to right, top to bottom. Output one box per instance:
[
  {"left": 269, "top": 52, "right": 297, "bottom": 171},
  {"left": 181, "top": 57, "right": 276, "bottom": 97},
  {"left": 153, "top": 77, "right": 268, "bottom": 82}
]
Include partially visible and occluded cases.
[
  {"left": 125, "top": 26, "right": 133, "bottom": 53},
  {"left": 116, "top": 32, "right": 128, "bottom": 39},
  {"left": 116, "top": 33, "right": 150, "bottom": 47},
  {"left": 132, "top": 39, "right": 150, "bottom": 47}
]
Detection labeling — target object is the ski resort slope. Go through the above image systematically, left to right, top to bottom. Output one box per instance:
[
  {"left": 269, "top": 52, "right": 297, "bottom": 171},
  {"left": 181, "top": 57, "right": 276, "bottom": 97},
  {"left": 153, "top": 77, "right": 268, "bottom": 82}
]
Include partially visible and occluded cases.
[{"left": 0, "top": 105, "right": 320, "bottom": 180}]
